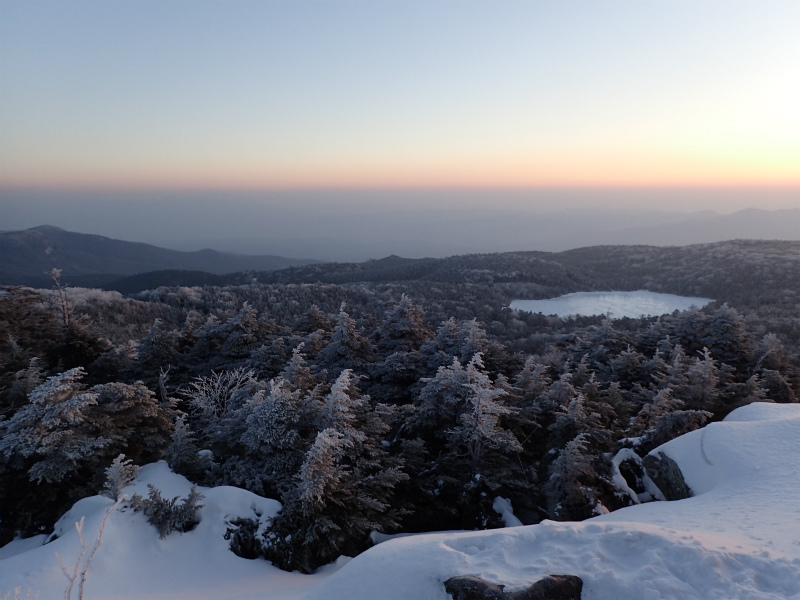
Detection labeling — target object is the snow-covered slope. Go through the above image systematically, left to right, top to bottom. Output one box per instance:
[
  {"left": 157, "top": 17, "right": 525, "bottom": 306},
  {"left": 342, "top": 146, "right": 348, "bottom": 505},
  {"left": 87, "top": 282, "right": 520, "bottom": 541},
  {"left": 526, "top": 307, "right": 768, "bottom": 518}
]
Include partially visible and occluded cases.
[{"left": 2, "top": 402, "right": 799, "bottom": 600}]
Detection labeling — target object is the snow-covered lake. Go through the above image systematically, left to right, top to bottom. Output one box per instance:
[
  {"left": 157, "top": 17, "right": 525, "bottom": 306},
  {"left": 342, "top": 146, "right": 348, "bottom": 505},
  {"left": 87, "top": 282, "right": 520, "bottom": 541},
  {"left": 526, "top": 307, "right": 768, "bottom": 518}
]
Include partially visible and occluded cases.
[{"left": 510, "top": 290, "right": 713, "bottom": 319}]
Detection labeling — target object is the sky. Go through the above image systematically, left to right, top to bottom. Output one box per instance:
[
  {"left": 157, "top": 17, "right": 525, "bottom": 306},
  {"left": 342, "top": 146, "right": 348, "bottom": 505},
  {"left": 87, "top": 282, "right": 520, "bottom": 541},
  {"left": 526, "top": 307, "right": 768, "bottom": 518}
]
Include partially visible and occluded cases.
[{"left": 1, "top": 0, "right": 799, "bottom": 201}]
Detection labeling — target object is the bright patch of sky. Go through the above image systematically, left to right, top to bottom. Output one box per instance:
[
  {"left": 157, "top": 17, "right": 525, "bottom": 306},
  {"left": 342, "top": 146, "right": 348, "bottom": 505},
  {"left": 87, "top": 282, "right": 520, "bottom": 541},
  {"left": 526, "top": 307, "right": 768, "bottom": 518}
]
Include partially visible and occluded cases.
[{"left": 1, "top": 0, "right": 799, "bottom": 194}]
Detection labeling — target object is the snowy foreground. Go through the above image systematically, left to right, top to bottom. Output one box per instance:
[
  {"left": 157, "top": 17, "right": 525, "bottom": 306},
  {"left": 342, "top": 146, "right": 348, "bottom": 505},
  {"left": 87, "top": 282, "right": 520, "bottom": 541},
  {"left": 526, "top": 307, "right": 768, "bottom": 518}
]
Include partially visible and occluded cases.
[
  {"left": 510, "top": 291, "right": 713, "bottom": 319},
  {"left": 2, "top": 403, "right": 799, "bottom": 600}
]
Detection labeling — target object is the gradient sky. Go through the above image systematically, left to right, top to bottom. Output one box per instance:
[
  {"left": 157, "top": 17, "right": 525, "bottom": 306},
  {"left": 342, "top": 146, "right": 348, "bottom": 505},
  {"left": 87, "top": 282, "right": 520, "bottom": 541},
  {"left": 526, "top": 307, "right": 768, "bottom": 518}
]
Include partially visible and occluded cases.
[{"left": 1, "top": 0, "right": 799, "bottom": 200}]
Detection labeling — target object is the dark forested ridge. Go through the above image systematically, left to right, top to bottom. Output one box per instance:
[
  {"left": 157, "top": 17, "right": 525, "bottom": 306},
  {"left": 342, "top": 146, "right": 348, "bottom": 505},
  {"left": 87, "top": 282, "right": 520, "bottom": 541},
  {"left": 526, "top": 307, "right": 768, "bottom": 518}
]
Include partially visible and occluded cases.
[
  {"left": 0, "top": 225, "right": 318, "bottom": 287},
  {"left": 1, "top": 239, "right": 798, "bottom": 572}
]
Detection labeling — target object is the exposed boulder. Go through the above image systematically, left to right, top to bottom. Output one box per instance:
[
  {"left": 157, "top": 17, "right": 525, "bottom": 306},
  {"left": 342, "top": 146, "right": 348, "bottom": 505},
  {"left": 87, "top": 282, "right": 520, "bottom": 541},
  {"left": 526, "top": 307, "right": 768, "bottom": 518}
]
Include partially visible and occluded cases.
[
  {"left": 643, "top": 451, "right": 693, "bottom": 501},
  {"left": 444, "top": 574, "right": 583, "bottom": 600},
  {"left": 510, "top": 574, "right": 583, "bottom": 600},
  {"left": 444, "top": 576, "right": 506, "bottom": 600}
]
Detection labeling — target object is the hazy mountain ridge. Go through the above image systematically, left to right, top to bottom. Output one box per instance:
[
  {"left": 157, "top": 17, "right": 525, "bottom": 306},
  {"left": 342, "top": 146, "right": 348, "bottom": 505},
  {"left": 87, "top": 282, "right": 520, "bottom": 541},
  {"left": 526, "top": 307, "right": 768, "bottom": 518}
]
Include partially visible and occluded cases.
[
  {"left": 160, "top": 206, "right": 800, "bottom": 260},
  {"left": 0, "top": 225, "right": 318, "bottom": 287}
]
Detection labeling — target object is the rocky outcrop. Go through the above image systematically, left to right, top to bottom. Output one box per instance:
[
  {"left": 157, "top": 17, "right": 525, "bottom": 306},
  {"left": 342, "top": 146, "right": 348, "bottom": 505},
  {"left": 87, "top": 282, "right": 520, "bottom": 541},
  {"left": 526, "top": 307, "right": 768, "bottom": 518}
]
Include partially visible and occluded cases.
[
  {"left": 642, "top": 451, "right": 693, "bottom": 501},
  {"left": 444, "top": 574, "right": 583, "bottom": 600},
  {"left": 444, "top": 576, "right": 506, "bottom": 600}
]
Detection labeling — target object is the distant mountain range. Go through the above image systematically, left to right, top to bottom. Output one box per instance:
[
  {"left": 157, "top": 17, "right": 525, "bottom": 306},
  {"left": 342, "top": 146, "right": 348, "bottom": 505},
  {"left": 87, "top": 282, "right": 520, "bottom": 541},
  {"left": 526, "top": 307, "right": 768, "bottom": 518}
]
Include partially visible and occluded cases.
[
  {"left": 161, "top": 207, "right": 800, "bottom": 261},
  {"left": 2, "top": 218, "right": 799, "bottom": 295},
  {"left": 0, "top": 225, "right": 318, "bottom": 288}
]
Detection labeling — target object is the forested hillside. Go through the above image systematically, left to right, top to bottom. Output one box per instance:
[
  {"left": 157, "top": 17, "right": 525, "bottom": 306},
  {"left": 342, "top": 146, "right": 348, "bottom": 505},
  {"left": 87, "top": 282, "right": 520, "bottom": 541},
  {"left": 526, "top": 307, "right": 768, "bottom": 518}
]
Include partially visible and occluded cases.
[
  {"left": 0, "top": 225, "right": 317, "bottom": 288},
  {"left": 1, "top": 240, "right": 798, "bottom": 573}
]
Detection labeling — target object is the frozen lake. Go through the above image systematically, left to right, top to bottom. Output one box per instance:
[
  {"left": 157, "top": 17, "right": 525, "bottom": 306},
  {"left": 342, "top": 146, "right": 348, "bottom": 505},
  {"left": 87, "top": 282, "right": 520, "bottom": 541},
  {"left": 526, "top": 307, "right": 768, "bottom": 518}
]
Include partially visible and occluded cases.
[{"left": 510, "top": 290, "right": 713, "bottom": 319}]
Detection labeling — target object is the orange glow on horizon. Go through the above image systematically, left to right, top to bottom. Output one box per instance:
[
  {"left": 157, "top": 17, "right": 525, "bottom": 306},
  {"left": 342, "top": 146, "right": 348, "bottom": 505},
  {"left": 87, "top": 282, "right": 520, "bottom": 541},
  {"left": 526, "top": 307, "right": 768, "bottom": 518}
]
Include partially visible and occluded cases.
[
  {"left": 0, "top": 148, "right": 800, "bottom": 191},
  {"left": 2, "top": 154, "right": 798, "bottom": 193}
]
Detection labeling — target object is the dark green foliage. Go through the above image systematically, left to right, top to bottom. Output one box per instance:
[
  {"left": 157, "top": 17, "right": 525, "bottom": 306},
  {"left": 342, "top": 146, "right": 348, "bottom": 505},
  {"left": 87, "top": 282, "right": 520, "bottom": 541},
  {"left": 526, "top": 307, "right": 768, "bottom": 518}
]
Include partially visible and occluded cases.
[
  {"left": 0, "top": 369, "right": 175, "bottom": 542},
  {"left": 262, "top": 371, "right": 408, "bottom": 573},
  {"left": 130, "top": 484, "right": 204, "bottom": 539},
  {"left": 224, "top": 517, "right": 266, "bottom": 559}
]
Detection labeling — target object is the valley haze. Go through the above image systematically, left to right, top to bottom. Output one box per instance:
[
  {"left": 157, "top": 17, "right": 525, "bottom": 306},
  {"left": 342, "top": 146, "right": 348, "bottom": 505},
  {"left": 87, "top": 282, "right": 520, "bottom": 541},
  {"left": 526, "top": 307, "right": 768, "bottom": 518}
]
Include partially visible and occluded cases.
[{"left": 2, "top": 190, "right": 798, "bottom": 262}]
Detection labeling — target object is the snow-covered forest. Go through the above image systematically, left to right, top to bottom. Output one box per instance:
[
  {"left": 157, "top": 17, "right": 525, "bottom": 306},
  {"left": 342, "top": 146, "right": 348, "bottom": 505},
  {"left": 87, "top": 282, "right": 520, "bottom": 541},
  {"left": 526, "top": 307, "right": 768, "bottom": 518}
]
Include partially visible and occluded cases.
[{"left": 1, "top": 242, "right": 799, "bottom": 598}]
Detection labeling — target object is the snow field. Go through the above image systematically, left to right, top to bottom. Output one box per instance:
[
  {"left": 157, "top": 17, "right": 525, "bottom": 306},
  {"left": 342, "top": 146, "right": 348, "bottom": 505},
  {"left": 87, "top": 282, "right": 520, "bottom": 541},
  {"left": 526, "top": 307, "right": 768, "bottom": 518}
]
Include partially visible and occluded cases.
[{"left": 510, "top": 291, "right": 713, "bottom": 319}]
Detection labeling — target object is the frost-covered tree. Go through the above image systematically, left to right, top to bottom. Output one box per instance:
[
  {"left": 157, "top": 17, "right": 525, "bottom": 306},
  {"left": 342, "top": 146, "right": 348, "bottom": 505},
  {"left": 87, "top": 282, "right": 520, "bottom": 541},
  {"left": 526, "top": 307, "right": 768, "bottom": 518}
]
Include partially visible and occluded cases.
[
  {"left": 366, "top": 293, "right": 432, "bottom": 404},
  {"left": 372, "top": 294, "right": 432, "bottom": 356},
  {"left": 219, "top": 303, "right": 274, "bottom": 358},
  {"left": 315, "top": 303, "right": 375, "bottom": 379},
  {"left": 296, "top": 304, "right": 333, "bottom": 335},
  {"left": 420, "top": 318, "right": 507, "bottom": 372},
  {"left": 754, "top": 334, "right": 797, "bottom": 403},
  {"left": 279, "top": 343, "right": 319, "bottom": 394},
  {"left": 652, "top": 343, "right": 691, "bottom": 396},
  {"left": 609, "top": 345, "right": 651, "bottom": 389},
  {"left": 682, "top": 346, "right": 739, "bottom": 412},
  {"left": 368, "top": 348, "right": 427, "bottom": 405},
  {"left": 446, "top": 355, "right": 521, "bottom": 470},
  {"left": 406, "top": 356, "right": 471, "bottom": 436},
  {"left": 515, "top": 356, "right": 552, "bottom": 403},
  {"left": 5, "top": 357, "right": 45, "bottom": 410},
  {"left": 184, "top": 367, "right": 255, "bottom": 420},
  {"left": 0, "top": 368, "right": 103, "bottom": 485},
  {"left": 0, "top": 369, "right": 174, "bottom": 541},
  {"left": 318, "top": 369, "right": 367, "bottom": 439},
  {"left": 264, "top": 370, "right": 407, "bottom": 573},
  {"left": 536, "top": 372, "right": 579, "bottom": 414},
  {"left": 234, "top": 378, "right": 313, "bottom": 496},
  {"left": 89, "top": 380, "right": 176, "bottom": 462},
  {"left": 629, "top": 387, "right": 711, "bottom": 454},
  {"left": 547, "top": 393, "right": 604, "bottom": 450},
  {"left": 163, "top": 414, "right": 200, "bottom": 476},
  {"left": 546, "top": 433, "right": 605, "bottom": 520},
  {"left": 130, "top": 484, "right": 204, "bottom": 539}
]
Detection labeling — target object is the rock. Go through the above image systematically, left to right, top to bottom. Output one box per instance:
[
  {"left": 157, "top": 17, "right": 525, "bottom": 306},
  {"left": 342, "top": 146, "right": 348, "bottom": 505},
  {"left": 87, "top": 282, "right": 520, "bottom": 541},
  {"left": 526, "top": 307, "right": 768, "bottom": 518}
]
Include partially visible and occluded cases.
[
  {"left": 643, "top": 451, "right": 693, "bottom": 501},
  {"left": 444, "top": 574, "right": 583, "bottom": 600},
  {"left": 510, "top": 574, "right": 583, "bottom": 600},
  {"left": 444, "top": 576, "right": 506, "bottom": 600}
]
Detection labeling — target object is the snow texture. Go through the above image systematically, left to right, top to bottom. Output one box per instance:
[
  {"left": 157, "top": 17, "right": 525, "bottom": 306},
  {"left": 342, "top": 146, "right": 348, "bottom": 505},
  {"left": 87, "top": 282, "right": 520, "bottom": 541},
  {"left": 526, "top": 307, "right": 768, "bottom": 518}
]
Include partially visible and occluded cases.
[
  {"left": 511, "top": 290, "right": 713, "bottom": 319},
  {"left": 2, "top": 403, "right": 800, "bottom": 599}
]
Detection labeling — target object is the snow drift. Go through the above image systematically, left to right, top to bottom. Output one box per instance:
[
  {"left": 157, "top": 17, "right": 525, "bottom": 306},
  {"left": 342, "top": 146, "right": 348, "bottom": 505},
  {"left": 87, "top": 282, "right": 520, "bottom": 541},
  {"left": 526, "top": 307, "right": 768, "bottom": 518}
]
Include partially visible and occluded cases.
[{"left": 2, "top": 402, "right": 799, "bottom": 599}]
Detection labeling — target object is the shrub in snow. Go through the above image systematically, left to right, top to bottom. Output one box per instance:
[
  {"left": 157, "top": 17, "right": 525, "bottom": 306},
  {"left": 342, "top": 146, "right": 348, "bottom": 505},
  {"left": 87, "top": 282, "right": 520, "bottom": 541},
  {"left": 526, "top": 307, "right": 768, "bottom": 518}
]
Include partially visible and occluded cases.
[
  {"left": 101, "top": 454, "right": 139, "bottom": 501},
  {"left": 130, "top": 484, "right": 204, "bottom": 539},
  {"left": 225, "top": 516, "right": 271, "bottom": 560}
]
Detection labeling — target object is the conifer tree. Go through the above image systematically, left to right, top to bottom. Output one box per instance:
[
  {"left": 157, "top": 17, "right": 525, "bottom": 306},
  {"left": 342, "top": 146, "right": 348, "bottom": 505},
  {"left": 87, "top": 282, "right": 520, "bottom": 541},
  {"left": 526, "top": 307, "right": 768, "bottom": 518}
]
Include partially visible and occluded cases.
[
  {"left": 372, "top": 294, "right": 431, "bottom": 356},
  {"left": 315, "top": 303, "right": 375, "bottom": 379},
  {"left": 446, "top": 354, "right": 521, "bottom": 470},
  {"left": 264, "top": 370, "right": 407, "bottom": 573},
  {"left": 546, "top": 433, "right": 601, "bottom": 520}
]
